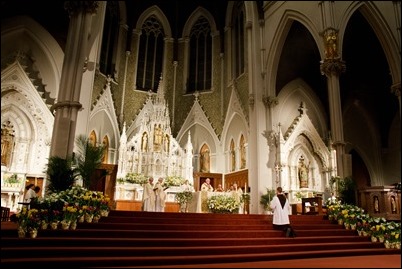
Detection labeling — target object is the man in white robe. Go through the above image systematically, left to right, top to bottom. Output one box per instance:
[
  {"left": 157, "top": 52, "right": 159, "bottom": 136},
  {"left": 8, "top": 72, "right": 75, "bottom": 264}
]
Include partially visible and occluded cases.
[
  {"left": 142, "top": 177, "right": 155, "bottom": 211},
  {"left": 154, "top": 177, "right": 166, "bottom": 212},
  {"left": 270, "top": 187, "right": 290, "bottom": 231}
]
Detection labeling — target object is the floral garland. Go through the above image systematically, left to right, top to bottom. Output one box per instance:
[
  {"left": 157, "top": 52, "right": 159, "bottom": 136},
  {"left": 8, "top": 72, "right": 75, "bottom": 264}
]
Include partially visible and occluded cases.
[{"left": 207, "top": 194, "right": 240, "bottom": 214}]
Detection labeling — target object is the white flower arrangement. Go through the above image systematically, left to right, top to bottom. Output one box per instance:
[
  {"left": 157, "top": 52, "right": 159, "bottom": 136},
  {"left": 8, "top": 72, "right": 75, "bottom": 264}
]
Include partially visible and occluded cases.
[
  {"left": 124, "top": 173, "right": 148, "bottom": 185},
  {"left": 163, "top": 176, "right": 186, "bottom": 188},
  {"left": 207, "top": 194, "right": 240, "bottom": 214}
]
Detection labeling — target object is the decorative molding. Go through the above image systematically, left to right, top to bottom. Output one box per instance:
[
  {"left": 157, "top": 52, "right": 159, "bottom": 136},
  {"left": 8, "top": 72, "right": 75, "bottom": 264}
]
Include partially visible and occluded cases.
[
  {"left": 64, "top": 1, "right": 99, "bottom": 16},
  {"left": 320, "top": 58, "right": 346, "bottom": 77},
  {"left": 391, "top": 82, "right": 401, "bottom": 97},
  {"left": 262, "top": 95, "right": 278, "bottom": 108}
]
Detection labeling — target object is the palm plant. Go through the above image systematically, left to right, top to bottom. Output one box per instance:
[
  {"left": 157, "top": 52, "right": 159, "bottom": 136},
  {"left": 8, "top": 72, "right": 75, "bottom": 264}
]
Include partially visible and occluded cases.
[
  {"left": 74, "top": 134, "right": 106, "bottom": 189},
  {"left": 45, "top": 155, "right": 76, "bottom": 193}
]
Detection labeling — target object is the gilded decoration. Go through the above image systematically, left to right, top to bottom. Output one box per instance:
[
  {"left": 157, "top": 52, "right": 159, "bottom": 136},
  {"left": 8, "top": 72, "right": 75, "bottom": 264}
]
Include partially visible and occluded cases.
[{"left": 320, "top": 58, "right": 346, "bottom": 77}]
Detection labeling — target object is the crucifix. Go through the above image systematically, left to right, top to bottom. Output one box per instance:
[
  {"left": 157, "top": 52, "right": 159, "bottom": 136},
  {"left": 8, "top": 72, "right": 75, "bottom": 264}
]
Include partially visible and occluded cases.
[{"left": 274, "top": 163, "right": 282, "bottom": 187}]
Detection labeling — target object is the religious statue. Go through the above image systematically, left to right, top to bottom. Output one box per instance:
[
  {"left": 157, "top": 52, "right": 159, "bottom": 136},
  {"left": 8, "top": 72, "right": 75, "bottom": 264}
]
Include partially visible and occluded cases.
[
  {"left": 324, "top": 31, "right": 338, "bottom": 59},
  {"left": 1, "top": 121, "right": 15, "bottom": 166},
  {"left": 154, "top": 124, "right": 163, "bottom": 145},
  {"left": 142, "top": 133, "right": 148, "bottom": 152},
  {"left": 240, "top": 139, "right": 246, "bottom": 169},
  {"left": 200, "top": 148, "right": 210, "bottom": 173},
  {"left": 298, "top": 157, "right": 309, "bottom": 188},
  {"left": 374, "top": 196, "right": 379, "bottom": 213},
  {"left": 391, "top": 196, "right": 396, "bottom": 213}
]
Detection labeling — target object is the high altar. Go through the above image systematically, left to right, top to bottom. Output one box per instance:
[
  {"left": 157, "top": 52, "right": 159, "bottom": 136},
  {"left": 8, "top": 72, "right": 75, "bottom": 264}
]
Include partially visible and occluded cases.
[{"left": 115, "top": 78, "right": 194, "bottom": 204}]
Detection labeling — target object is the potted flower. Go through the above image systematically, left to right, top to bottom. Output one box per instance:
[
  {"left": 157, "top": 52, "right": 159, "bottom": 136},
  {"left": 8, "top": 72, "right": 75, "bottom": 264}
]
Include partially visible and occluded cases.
[{"left": 26, "top": 208, "right": 41, "bottom": 238}]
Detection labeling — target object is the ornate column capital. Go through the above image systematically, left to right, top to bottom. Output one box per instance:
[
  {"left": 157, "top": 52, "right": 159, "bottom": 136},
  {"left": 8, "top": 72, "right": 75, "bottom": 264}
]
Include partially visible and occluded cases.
[
  {"left": 64, "top": 1, "right": 99, "bottom": 16},
  {"left": 320, "top": 58, "right": 346, "bottom": 77},
  {"left": 391, "top": 82, "right": 401, "bottom": 97},
  {"left": 262, "top": 95, "right": 278, "bottom": 108}
]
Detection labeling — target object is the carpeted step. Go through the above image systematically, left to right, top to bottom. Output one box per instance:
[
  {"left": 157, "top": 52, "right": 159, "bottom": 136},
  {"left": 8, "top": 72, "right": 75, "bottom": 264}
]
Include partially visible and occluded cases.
[
  {"left": 1, "top": 211, "right": 397, "bottom": 267},
  {"left": 0, "top": 235, "right": 373, "bottom": 248},
  {"left": 1, "top": 248, "right": 399, "bottom": 267}
]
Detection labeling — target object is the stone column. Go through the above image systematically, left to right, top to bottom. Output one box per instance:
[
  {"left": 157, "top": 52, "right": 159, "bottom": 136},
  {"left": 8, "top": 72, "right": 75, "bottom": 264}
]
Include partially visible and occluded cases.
[
  {"left": 50, "top": 1, "right": 99, "bottom": 159},
  {"left": 320, "top": 28, "right": 347, "bottom": 178}
]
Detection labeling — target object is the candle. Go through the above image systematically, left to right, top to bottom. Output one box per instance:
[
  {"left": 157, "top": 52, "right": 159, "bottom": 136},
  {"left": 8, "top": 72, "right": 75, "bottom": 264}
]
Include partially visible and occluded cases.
[{"left": 244, "top": 183, "right": 247, "bottom": 193}]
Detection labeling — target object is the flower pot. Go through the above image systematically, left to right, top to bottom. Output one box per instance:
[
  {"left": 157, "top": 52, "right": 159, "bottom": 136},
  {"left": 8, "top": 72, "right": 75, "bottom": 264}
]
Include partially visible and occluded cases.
[
  {"left": 85, "top": 213, "right": 93, "bottom": 223},
  {"left": 78, "top": 215, "right": 85, "bottom": 223},
  {"left": 93, "top": 215, "right": 101, "bottom": 223},
  {"left": 61, "top": 220, "right": 71, "bottom": 230},
  {"left": 40, "top": 221, "right": 49, "bottom": 230},
  {"left": 70, "top": 221, "right": 77, "bottom": 230},
  {"left": 50, "top": 222, "right": 59, "bottom": 230},
  {"left": 18, "top": 227, "right": 26, "bottom": 238},
  {"left": 29, "top": 229, "right": 38, "bottom": 238}
]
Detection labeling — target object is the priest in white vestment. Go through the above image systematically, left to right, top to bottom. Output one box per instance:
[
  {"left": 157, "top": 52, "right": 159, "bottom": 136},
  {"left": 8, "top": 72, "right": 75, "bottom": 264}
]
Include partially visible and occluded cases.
[
  {"left": 142, "top": 177, "right": 156, "bottom": 211},
  {"left": 154, "top": 177, "right": 166, "bottom": 212}
]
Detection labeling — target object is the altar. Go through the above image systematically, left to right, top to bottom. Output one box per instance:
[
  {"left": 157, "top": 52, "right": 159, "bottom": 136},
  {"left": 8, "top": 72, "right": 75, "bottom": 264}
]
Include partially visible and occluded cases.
[{"left": 186, "top": 191, "right": 243, "bottom": 213}]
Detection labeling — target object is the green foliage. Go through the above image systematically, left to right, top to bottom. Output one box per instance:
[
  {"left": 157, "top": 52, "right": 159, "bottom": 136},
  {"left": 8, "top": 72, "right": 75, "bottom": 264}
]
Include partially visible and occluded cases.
[
  {"left": 74, "top": 135, "right": 106, "bottom": 189},
  {"left": 45, "top": 156, "right": 76, "bottom": 194},
  {"left": 338, "top": 176, "right": 356, "bottom": 205},
  {"left": 260, "top": 188, "right": 276, "bottom": 210},
  {"left": 175, "top": 191, "right": 193, "bottom": 205}
]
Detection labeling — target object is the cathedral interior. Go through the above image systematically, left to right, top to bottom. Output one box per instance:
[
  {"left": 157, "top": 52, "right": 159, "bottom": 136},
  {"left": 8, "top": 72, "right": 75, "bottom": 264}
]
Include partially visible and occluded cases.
[{"left": 1, "top": 1, "right": 400, "bottom": 216}]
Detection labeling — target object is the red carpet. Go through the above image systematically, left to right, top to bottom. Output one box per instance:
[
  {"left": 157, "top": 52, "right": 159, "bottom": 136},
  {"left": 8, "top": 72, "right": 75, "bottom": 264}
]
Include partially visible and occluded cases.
[{"left": 1, "top": 211, "right": 400, "bottom": 267}]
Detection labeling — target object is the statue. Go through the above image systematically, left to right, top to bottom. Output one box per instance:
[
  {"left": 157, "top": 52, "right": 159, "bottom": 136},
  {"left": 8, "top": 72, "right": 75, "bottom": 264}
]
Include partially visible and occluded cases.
[
  {"left": 142, "top": 133, "right": 148, "bottom": 152},
  {"left": 200, "top": 148, "right": 210, "bottom": 173},
  {"left": 298, "top": 157, "right": 309, "bottom": 188},
  {"left": 374, "top": 196, "right": 379, "bottom": 213},
  {"left": 391, "top": 196, "right": 396, "bottom": 213}
]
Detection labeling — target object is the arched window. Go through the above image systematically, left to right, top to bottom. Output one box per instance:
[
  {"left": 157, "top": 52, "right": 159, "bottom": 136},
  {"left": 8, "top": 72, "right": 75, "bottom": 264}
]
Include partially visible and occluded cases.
[
  {"left": 232, "top": 1, "right": 245, "bottom": 78},
  {"left": 99, "top": 2, "right": 119, "bottom": 78},
  {"left": 136, "top": 15, "right": 165, "bottom": 92},
  {"left": 187, "top": 16, "right": 212, "bottom": 93}
]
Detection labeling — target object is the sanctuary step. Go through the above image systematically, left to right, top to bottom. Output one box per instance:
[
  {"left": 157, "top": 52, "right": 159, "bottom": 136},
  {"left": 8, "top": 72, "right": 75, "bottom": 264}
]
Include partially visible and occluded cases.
[{"left": 1, "top": 210, "right": 399, "bottom": 267}]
